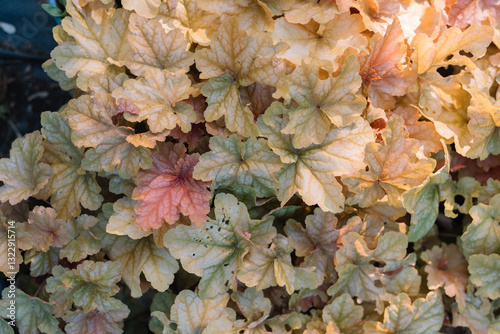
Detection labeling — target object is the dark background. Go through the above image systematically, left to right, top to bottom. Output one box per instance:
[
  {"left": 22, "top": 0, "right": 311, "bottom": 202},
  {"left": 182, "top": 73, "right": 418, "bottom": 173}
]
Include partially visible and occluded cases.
[{"left": 0, "top": 0, "right": 69, "bottom": 157}]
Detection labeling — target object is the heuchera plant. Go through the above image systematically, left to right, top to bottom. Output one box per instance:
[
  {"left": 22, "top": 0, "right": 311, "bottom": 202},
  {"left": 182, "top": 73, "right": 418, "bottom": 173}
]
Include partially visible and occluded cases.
[{"left": 1, "top": 0, "right": 500, "bottom": 333}]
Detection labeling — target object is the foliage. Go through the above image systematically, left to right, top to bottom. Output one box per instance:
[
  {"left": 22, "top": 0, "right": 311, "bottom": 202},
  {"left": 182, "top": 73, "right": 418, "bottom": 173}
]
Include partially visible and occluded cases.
[{"left": 2, "top": 0, "right": 500, "bottom": 333}]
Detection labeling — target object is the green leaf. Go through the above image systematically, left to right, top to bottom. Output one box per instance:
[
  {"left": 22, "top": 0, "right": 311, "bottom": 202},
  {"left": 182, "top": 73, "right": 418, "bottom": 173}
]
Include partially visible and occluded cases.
[
  {"left": 41, "top": 3, "right": 65, "bottom": 17},
  {"left": 39, "top": 112, "right": 103, "bottom": 219},
  {"left": 0, "top": 131, "right": 53, "bottom": 205},
  {"left": 193, "top": 135, "right": 283, "bottom": 197},
  {"left": 404, "top": 164, "right": 449, "bottom": 242},
  {"left": 164, "top": 193, "right": 276, "bottom": 299},
  {"left": 461, "top": 194, "right": 500, "bottom": 258},
  {"left": 60, "top": 214, "right": 101, "bottom": 262},
  {"left": 327, "top": 231, "right": 410, "bottom": 312},
  {"left": 108, "top": 235, "right": 179, "bottom": 298},
  {"left": 24, "top": 247, "right": 60, "bottom": 277},
  {"left": 469, "top": 254, "right": 500, "bottom": 300},
  {"left": 61, "top": 260, "right": 123, "bottom": 312},
  {"left": 45, "top": 265, "right": 73, "bottom": 317},
  {"left": 0, "top": 288, "right": 59, "bottom": 334},
  {"left": 149, "top": 290, "right": 176, "bottom": 334},
  {"left": 363, "top": 291, "right": 444, "bottom": 334},
  {"left": 322, "top": 294, "right": 364, "bottom": 334},
  {"left": 0, "top": 318, "right": 14, "bottom": 334}
]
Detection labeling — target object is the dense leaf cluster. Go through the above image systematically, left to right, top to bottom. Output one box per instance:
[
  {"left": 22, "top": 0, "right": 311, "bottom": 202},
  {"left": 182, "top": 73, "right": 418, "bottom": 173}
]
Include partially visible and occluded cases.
[{"left": 1, "top": 0, "right": 500, "bottom": 333}]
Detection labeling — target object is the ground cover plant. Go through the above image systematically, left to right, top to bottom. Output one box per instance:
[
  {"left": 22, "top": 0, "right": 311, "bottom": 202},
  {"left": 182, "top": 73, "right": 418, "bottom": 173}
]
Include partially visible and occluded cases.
[{"left": 1, "top": 0, "right": 500, "bottom": 333}]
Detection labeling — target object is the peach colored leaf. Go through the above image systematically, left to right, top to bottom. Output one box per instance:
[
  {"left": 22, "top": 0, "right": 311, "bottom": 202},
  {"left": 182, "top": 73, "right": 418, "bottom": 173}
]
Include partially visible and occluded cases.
[
  {"left": 448, "top": 0, "right": 500, "bottom": 29},
  {"left": 123, "top": 14, "right": 194, "bottom": 76},
  {"left": 195, "top": 18, "right": 287, "bottom": 137},
  {"left": 361, "top": 18, "right": 415, "bottom": 109},
  {"left": 280, "top": 55, "right": 366, "bottom": 149},
  {"left": 112, "top": 69, "right": 195, "bottom": 134},
  {"left": 66, "top": 94, "right": 152, "bottom": 179},
  {"left": 393, "top": 105, "right": 442, "bottom": 157},
  {"left": 258, "top": 108, "right": 374, "bottom": 212},
  {"left": 39, "top": 112, "right": 103, "bottom": 220},
  {"left": 343, "top": 115, "right": 436, "bottom": 208},
  {"left": 0, "top": 131, "right": 52, "bottom": 205},
  {"left": 193, "top": 135, "right": 283, "bottom": 197},
  {"left": 132, "top": 142, "right": 210, "bottom": 229},
  {"left": 25, "top": 206, "right": 71, "bottom": 252},
  {"left": 284, "top": 208, "right": 340, "bottom": 283},
  {"left": 421, "top": 244, "right": 468, "bottom": 311},
  {"left": 63, "top": 307, "right": 130, "bottom": 334}
]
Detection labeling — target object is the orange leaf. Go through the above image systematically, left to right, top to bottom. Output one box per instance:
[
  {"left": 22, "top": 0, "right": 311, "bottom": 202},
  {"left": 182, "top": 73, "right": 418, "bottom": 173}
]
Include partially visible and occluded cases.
[{"left": 132, "top": 142, "right": 210, "bottom": 229}]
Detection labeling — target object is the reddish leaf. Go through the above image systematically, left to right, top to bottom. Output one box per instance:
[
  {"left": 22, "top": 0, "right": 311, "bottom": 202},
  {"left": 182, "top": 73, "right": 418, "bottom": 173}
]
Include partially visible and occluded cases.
[{"left": 132, "top": 142, "right": 211, "bottom": 229}]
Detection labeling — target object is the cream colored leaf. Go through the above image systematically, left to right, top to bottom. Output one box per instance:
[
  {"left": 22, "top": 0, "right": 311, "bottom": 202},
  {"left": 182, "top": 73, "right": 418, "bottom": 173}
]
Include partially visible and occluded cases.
[
  {"left": 122, "top": 0, "right": 162, "bottom": 18},
  {"left": 198, "top": 0, "right": 274, "bottom": 33},
  {"left": 284, "top": 0, "right": 340, "bottom": 24},
  {"left": 157, "top": 1, "right": 220, "bottom": 45},
  {"left": 52, "top": 2, "right": 130, "bottom": 90},
  {"left": 272, "top": 13, "right": 367, "bottom": 72},
  {"left": 124, "top": 14, "right": 194, "bottom": 76},
  {"left": 195, "top": 18, "right": 286, "bottom": 137},
  {"left": 411, "top": 25, "right": 493, "bottom": 75},
  {"left": 281, "top": 55, "right": 366, "bottom": 148},
  {"left": 112, "top": 69, "right": 195, "bottom": 133},
  {"left": 66, "top": 94, "right": 152, "bottom": 179},
  {"left": 259, "top": 112, "right": 373, "bottom": 212},
  {"left": 0, "top": 131, "right": 52, "bottom": 205},
  {"left": 164, "top": 193, "right": 276, "bottom": 299},
  {"left": 461, "top": 194, "right": 500, "bottom": 258},
  {"left": 107, "top": 198, "right": 152, "bottom": 239},
  {"left": 238, "top": 234, "right": 321, "bottom": 294},
  {"left": 107, "top": 235, "right": 179, "bottom": 298},
  {"left": 469, "top": 254, "right": 500, "bottom": 300},
  {"left": 170, "top": 291, "right": 229, "bottom": 334},
  {"left": 363, "top": 291, "right": 444, "bottom": 334}
]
